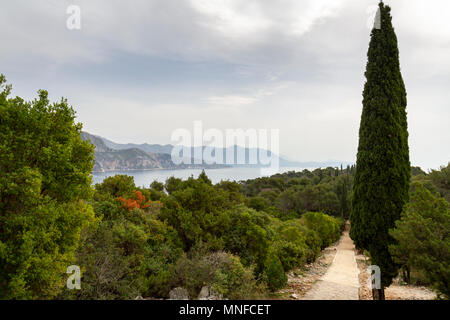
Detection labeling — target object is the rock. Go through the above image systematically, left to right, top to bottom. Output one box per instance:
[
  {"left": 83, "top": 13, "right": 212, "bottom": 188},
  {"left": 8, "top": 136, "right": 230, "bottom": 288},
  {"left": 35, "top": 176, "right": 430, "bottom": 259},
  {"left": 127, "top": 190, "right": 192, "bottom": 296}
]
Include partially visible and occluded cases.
[
  {"left": 197, "top": 286, "right": 223, "bottom": 300},
  {"left": 197, "top": 286, "right": 210, "bottom": 300},
  {"left": 169, "top": 287, "right": 190, "bottom": 300},
  {"left": 290, "top": 293, "right": 298, "bottom": 299},
  {"left": 134, "top": 296, "right": 144, "bottom": 300}
]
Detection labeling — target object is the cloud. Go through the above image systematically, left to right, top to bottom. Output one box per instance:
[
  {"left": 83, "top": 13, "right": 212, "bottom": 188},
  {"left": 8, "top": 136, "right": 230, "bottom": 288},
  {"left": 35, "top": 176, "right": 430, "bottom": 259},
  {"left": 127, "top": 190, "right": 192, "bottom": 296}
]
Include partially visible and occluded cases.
[
  {"left": 0, "top": 0, "right": 449, "bottom": 169},
  {"left": 0, "top": 0, "right": 347, "bottom": 66},
  {"left": 190, "top": 0, "right": 345, "bottom": 38},
  {"left": 205, "top": 95, "right": 259, "bottom": 107}
]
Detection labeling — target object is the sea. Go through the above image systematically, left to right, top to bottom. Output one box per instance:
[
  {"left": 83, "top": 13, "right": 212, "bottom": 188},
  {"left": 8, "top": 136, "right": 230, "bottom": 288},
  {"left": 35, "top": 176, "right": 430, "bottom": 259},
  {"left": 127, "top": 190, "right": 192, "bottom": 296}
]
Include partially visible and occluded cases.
[{"left": 92, "top": 167, "right": 311, "bottom": 187}]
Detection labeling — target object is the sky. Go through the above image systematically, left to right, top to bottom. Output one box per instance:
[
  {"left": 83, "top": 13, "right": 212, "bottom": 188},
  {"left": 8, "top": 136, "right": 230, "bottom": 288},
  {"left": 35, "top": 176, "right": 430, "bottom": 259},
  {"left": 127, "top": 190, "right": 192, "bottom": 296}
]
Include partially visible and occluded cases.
[{"left": 1, "top": 0, "right": 449, "bottom": 170}]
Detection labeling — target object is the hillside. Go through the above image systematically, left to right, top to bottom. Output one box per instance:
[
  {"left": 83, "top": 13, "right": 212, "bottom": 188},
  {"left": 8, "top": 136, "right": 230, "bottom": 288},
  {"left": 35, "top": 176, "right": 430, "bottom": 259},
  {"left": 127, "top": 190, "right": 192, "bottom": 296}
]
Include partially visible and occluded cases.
[
  {"left": 81, "top": 131, "right": 227, "bottom": 172},
  {"left": 81, "top": 131, "right": 112, "bottom": 152}
]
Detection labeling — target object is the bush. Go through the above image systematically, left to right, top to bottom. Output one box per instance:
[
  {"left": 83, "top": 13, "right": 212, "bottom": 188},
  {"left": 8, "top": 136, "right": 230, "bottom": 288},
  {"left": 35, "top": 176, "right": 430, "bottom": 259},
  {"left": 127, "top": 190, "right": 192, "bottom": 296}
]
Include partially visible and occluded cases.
[
  {"left": 389, "top": 182, "right": 450, "bottom": 299},
  {"left": 72, "top": 204, "right": 182, "bottom": 299},
  {"left": 222, "top": 206, "right": 271, "bottom": 272},
  {"left": 300, "top": 212, "right": 342, "bottom": 249},
  {"left": 272, "top": 219, "right": 322, "bottom": 269},
  {"left": 273, "top": 240, "right": 307, "bottom": 272},
  {"left": 172, "top": 248, "right": 264, "bottom": 299},
  {"left": 262, "top": 248, "right": 287, "bottom": 291},
  {"left": 210, "top": 253, "right": 265, "bottom": 300}
]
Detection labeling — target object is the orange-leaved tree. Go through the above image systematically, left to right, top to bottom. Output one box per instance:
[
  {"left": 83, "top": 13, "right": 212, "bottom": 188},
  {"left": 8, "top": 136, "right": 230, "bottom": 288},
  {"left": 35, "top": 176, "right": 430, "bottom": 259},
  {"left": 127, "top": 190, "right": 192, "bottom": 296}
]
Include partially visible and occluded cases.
[{"left": 118, "top": 190, "right": 153, "bottom": 211}]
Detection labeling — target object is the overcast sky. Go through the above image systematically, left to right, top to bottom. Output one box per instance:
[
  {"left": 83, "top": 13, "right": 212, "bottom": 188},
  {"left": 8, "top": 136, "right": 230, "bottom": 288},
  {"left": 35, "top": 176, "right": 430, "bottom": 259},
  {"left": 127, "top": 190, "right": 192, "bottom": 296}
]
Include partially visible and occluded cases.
[{"left": 1, "top": 0, "right": 449, "bottom": 169}]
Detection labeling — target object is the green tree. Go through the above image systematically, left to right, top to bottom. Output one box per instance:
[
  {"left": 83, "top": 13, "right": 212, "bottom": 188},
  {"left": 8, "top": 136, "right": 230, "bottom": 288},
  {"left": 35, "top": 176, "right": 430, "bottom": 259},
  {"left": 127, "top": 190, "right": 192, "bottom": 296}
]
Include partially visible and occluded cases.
[
  {"left": 350, "top": 2, "right": 410, "bottom": 299},
  {"left": 0, "top": 75, "right": 96, "bottom": 299},
  {"left": 429, "top": 163, "right": 450, "bottom": 203},
  {"left": 336, "top": 173, "right": 352, "bottom": 219},
  {"left": 94, "top": 175, "right": 136, "bottom": 198},
  {"left": 159, "top": 175, "right": 232, "bottom": 250},
  {"left": 150, "top": 181, "right": 165, "bottom": 192},
  {"left": 389, "top": 183, "right": 450, "bottom": 299}
]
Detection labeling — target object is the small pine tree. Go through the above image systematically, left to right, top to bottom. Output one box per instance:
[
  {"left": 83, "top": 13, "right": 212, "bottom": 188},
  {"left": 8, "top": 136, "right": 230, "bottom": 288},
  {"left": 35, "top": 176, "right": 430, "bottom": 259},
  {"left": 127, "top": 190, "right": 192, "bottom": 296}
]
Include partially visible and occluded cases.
[
  {"left": 350, "top": 2, "right": 410, "bottom": 300},
  {"left": 198, "top": 170, "right": 212, "bottom": 185},
  {"left": 263, "top": 250, "right": 287, "bottom": 291}
]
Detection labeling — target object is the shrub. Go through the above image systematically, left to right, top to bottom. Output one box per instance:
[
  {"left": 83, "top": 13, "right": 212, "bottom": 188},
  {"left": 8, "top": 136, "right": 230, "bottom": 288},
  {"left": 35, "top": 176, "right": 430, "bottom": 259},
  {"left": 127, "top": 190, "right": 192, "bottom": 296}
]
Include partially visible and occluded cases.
[
  {"left": 389, "top": 182, "right": 450, "bottom": 299},
  {"left": 72, "top": 205, "right": 182, "bottom": 299},
  {"left": 222, "top": 206, "right": 271, "bottom": 272},
  {"left": 300, "top": 212, "right": 342, "bottom": 249},
  {"left": 270, "top": 219, "right": 322, "bottom": 269},
  {"left": 67, "top": 220, "right": 142, "bottom": 300},
  {"left": 273, "top": 222, "right": 308, "bottom": 271},
  {"left": 273, "top": 240, "right": 307, "bottom": 272},
  {"left": 172, "top": 248, "right": 264, "bottom": 299},
  {"left": 262, "top": 248, "right": 287, "bottom": 292},
  {"left": 210, "top": 253, "right": 265, "bottom": 300}
]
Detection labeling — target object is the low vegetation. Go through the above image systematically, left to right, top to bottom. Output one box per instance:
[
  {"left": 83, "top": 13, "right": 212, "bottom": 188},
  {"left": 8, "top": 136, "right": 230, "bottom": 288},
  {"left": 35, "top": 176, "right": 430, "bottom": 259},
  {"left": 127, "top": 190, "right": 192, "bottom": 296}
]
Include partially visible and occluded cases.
[
  {"left": 0, "top": 75, "right": 448, "bottom": 299},
  {"left": 66, "top": 172, "right": 344, "bottom": 299}
]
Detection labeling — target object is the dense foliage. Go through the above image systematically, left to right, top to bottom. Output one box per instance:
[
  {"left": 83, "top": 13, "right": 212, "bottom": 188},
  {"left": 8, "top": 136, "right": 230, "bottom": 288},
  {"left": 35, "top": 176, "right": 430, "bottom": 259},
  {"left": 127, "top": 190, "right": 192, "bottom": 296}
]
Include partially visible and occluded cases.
[
  {"left": 350, "top": 2, "right": 411, "bottom": 292},
  {"left": 0, "top": 75, "right": 96, "bottom": 299},
  {"left": 242, "top": 166, "right": 354, "bottom": 219},
  {"left": 69, "top": 172, "right": 344, "bottom": 299},
  {"left": 389, "top": 182, "right": 450, "bottom": 299}
]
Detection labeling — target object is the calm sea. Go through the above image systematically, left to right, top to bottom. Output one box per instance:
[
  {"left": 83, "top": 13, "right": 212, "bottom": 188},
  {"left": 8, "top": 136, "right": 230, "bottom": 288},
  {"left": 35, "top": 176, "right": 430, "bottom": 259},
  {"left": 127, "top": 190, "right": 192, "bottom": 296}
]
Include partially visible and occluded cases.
[{"left": 92, "top": 167, "right": 310, "bottom": 187}]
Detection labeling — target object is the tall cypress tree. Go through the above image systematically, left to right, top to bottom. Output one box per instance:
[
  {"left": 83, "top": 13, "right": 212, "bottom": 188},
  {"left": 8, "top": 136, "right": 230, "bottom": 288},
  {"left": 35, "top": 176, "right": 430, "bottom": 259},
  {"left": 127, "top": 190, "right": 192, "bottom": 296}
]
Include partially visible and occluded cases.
[{"left": 350, "top": 1, "right": 410, "bottom": 300}]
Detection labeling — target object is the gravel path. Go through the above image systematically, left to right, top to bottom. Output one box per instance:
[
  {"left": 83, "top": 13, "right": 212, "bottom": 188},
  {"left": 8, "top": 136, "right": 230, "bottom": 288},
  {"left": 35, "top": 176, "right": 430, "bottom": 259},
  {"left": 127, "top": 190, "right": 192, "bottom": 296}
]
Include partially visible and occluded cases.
[{"left": 301, "top": 227, "right": 360, "bottom": 300}]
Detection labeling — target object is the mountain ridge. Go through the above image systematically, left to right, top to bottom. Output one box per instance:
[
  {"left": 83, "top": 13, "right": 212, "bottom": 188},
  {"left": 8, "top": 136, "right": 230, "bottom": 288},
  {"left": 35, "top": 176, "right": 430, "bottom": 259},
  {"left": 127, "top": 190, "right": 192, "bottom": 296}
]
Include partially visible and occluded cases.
[{"left": 82, "top": 131, "right": 353, "bottom": 172}]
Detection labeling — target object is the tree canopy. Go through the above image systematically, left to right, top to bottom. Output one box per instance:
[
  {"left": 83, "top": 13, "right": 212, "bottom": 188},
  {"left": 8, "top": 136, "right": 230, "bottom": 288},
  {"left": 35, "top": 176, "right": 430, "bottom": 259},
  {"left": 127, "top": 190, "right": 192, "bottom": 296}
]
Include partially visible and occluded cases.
[{"left": 0, "top": 75, "right": 96, "bottom": 299}]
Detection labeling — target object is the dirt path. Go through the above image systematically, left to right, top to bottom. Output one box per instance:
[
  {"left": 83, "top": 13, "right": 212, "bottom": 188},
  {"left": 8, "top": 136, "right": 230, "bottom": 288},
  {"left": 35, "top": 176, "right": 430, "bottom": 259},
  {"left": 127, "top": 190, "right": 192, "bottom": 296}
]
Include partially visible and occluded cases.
[
  {"left": 282, "top": 223, "right": 437, "bottom": 300},
  {"left": 301, "top": 227, "right": 360, "bottom": 300},
  {"left": 279, "top": 243, "right": 337, "bottom": 299}
]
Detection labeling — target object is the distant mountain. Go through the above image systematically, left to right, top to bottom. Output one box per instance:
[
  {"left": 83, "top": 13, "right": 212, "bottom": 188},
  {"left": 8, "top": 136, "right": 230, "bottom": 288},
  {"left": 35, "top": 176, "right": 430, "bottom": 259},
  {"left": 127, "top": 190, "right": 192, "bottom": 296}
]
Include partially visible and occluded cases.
[
  {"left": 82, "top": 131, "right": 352, "bottom": 172},
  {"left": 81, "top": 132, "right": 227, "bottom": 172},
  {"left": 81, "top": 132, "right": 112, "bottom": 153},
  {"left": 91, "top": 135, "right": 308, "bottom": 167},
  {"left": 101, "top": 137, "right": 173, "bottom": 154},
  {"left": 93, "top": 148, "right": 176, "bottom": 172}
]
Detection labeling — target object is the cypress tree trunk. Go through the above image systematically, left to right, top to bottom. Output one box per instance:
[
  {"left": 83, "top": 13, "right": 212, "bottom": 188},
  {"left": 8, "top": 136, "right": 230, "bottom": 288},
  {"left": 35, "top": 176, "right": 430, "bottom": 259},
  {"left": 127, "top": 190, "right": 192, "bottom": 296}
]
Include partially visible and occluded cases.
[
  {"left": 350, "top": 2, "right": 410, "bottom": 300},
  {"left": 402, "top": 265, "right": 411, "bottom": 284},
  {"left": 372, "top": 288, "right": 385, "bottom": 301}
]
